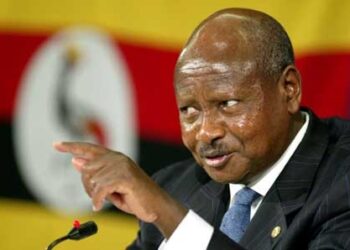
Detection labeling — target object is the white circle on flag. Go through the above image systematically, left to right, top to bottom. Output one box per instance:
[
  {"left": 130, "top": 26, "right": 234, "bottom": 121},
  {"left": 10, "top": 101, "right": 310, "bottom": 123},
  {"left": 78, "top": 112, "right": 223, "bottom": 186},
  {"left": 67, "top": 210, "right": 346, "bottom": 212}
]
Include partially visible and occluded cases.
[{"left": 14, "top": 27, "right": 137, "bottom": 213}]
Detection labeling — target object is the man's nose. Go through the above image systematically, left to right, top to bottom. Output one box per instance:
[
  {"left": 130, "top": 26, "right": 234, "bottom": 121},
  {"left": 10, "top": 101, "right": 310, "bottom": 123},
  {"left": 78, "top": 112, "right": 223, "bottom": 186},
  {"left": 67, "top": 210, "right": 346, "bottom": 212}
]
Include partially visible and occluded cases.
[{"left": 196, "top": 114, "right": 225, "bottom": 144}]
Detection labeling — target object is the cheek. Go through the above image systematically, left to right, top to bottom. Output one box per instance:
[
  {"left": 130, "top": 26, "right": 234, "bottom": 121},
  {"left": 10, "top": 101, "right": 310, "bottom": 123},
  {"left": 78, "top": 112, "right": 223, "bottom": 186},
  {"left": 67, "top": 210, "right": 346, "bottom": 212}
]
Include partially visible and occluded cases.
[
  {"left": 226, "top": 111, "right": 271, "bottom": 157},
  {"left": 226, "top": 112, "right": 257, "bottom": 139},
  {"left": 232, "top": 114, "right": 255, "bottom": 131},
  {"left": 180, "top": 115, "right": 203, "bottom": 148},
  {"left": 181, "top": 120, "right": 198, "bottom": 133},
  {"left": 181, "top": 123, "right": 197, "bottom": 151},
  {"left": 181, "top": 127, "right": 203, "bottom": 165}
]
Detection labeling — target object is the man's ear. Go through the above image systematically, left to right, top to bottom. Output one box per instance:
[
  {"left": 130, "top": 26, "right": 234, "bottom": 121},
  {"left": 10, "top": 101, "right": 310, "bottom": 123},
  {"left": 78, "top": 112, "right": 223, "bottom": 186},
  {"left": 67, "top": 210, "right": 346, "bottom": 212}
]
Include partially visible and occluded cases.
[{"left": 279, "top": 65, "right": 302, "bottom": 114}]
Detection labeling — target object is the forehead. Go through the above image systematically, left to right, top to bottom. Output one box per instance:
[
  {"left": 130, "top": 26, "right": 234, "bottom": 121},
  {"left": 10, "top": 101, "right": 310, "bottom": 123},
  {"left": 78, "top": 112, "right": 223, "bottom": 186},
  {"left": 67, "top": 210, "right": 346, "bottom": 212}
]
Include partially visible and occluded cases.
[
  {"left": 175, "top": 59, "right": 257, "bottom": 94},
  {"left": 176, "top": 74, "right": 234, "bottom": 97}
]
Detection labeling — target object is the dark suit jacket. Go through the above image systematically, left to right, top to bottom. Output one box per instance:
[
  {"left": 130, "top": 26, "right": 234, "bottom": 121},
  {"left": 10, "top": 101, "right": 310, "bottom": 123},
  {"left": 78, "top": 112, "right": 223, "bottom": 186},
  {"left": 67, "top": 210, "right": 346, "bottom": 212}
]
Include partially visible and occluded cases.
[{"left": 127, "top": 110, "right": 350, "bottom": 249}]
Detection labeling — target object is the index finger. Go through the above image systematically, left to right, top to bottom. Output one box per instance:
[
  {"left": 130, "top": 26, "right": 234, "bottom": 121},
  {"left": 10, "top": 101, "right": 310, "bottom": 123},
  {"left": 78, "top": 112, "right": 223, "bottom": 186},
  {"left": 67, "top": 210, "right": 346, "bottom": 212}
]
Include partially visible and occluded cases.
[{"left": 53, "top": 141, "right": 107, "bottom": 160}]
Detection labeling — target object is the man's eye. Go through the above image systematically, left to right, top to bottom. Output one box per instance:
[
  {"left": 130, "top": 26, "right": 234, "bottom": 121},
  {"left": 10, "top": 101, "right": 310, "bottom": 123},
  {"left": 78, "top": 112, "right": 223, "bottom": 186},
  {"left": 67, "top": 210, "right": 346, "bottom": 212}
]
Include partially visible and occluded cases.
[
  {"left": 221, "top": 99, "right": 238, "bottom": 107},
  {"left": 180, "top": 106, "right": 198, "bottom": 116}
]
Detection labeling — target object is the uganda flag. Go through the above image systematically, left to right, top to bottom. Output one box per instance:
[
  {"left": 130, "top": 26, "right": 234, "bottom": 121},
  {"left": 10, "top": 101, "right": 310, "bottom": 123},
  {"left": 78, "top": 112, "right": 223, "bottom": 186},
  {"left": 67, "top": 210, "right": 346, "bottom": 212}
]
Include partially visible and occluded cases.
[{"left": 1, "top": 1, "right": 350, "bottom": 249}]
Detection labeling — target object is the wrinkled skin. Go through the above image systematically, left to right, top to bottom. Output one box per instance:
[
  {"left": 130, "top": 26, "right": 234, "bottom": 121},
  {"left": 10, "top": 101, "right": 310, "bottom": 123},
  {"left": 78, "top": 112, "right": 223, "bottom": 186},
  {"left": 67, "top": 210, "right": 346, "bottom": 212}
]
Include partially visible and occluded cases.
[
  {"left": 54, "top": 8, "right": 303, "bottom": 240},
  {"left": 175, "top": 14, "right": 303, "bottom": 184},
  {"left": 54, "top": 141, "right": 187, "bottom": 238}
]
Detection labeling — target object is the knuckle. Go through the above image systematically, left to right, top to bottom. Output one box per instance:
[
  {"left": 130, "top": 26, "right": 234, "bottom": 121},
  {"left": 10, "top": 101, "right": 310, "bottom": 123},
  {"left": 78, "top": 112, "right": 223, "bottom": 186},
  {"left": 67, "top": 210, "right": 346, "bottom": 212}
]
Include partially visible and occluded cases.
[{"left": 92, "top": 180, "right": 111, "bottom": 194}]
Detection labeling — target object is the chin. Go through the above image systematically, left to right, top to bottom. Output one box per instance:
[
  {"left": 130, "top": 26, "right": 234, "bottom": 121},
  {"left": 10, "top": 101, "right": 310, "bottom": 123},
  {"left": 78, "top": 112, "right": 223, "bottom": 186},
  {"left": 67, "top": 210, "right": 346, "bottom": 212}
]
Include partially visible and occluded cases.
[{"left": 205, "top": 167, "right": 247, "bottom": 184}]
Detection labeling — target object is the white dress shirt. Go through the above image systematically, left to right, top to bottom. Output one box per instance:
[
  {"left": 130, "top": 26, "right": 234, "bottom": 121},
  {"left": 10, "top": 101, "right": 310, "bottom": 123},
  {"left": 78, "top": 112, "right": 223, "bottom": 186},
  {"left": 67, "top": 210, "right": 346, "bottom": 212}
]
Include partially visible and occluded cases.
[{"left": 159, "top": 113, "right": 309, "bottom": 250}]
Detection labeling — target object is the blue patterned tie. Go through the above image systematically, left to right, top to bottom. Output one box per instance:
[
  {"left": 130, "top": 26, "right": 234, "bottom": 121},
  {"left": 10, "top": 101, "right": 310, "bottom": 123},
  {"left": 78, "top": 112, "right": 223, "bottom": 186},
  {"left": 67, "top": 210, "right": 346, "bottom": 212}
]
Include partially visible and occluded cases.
[{"left": 220, "top": 187, "right": 260, "bottom": 242}]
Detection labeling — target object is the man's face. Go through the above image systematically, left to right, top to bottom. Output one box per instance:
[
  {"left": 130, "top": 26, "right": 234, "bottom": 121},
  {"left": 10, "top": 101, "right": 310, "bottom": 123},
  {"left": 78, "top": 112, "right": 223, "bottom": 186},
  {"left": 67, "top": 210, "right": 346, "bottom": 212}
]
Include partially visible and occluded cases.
[{"left": 175, "top": 59, "right": 292, "bottom": 184}]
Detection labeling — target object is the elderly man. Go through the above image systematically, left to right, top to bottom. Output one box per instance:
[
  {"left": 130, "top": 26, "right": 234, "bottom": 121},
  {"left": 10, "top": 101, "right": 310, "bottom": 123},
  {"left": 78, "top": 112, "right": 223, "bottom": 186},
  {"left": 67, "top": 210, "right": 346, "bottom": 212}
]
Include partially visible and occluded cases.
[{"left": 55, "top": 8, "right": 350, "bottom": 250}]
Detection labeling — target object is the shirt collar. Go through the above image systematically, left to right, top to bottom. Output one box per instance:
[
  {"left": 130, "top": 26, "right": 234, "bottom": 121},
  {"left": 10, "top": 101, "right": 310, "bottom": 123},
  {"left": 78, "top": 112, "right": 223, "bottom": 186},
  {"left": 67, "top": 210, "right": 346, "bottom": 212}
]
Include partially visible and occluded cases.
[{"left": 229, "top": 112, "right": 310, "bottom": 202}]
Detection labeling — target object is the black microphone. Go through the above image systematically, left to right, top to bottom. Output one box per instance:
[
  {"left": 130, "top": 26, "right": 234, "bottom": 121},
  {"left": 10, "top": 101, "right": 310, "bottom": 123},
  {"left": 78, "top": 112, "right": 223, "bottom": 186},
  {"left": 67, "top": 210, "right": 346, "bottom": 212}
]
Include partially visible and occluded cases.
[{"left": 47, "top": 220, "right": 98, "bottom": 250}]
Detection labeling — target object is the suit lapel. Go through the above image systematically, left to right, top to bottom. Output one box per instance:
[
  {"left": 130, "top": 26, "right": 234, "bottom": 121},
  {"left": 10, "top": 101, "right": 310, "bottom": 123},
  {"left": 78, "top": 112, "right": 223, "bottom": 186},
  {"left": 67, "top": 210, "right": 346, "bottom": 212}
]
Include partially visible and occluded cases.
[
  {"left": 241, "top": 111, "right": 330, "bottom": 250},
  {"left": 185, "top": 167, "right": 228, "bottom": 227},
  {"left": 240, "top": 186, "right": 287, "bottom": 250}
]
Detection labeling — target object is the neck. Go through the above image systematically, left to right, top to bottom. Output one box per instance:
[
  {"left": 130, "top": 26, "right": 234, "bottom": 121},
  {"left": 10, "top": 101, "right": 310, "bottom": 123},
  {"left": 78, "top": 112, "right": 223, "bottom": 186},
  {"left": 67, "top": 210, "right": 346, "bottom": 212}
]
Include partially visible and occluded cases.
[{"left": 289, "top": 111, "right": 305, "bottom": 143}]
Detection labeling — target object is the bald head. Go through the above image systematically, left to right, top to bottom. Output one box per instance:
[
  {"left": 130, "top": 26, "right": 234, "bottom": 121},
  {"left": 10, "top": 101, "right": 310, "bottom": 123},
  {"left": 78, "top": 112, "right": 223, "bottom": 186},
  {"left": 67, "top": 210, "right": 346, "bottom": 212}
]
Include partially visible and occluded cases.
[
  {"left": 175, "top": 8, "right": 303, "bottom": 184},
  {"left": 176, "top": 8, "right": 294, "bottom": 81}
]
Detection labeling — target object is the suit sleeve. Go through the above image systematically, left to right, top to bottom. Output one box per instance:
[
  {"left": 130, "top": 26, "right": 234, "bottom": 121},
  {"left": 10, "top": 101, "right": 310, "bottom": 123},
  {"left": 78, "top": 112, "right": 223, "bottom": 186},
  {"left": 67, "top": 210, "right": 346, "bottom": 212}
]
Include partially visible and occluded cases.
[
  {"left": 126, "top": 159, "right": 246, "bottom": 249},
  {"left": 307, "top": 170, "right": 350, "bottom": 250},
  {"left": 127, "top": 211, "right": 246, "bottom": 250},
  {"left": 308, "top": 213, "right": 350, "bottom": 250},
  {"left": 208, "top": 230, "right": 246, "bottom": 250}
]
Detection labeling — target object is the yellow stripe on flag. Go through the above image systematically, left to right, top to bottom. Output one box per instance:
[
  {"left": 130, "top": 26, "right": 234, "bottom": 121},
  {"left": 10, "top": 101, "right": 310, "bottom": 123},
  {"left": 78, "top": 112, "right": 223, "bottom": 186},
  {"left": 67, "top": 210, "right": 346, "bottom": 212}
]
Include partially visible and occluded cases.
[
  {"left": 0, "top": 0, "right": 350, "bottom": 52},
  {"left": 0, "top": 199, "right": 138, "bottom": 250}
]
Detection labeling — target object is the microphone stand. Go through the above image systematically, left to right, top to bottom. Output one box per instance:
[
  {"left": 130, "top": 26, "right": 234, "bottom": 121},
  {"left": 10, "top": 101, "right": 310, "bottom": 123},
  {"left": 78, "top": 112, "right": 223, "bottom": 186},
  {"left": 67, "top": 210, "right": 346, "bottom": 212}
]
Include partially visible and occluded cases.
[{"left": 47, "top": 235, "right": 69, "bottom": 250}]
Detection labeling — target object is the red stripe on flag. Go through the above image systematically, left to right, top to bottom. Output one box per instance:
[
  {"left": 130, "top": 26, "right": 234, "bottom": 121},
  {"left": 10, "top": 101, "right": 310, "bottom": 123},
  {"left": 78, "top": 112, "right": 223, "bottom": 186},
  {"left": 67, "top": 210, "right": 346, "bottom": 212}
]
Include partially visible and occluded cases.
[
  {"left": 1, "top": 31, "right": 350, "bottom": 143},
  {"left": 0, "top": 32, "right": 46, "bottom": 122},
  {"left": 0, "top": 32, "right": 183, "bottom": 143},
  {"left": 117, "top": 41, "right": 182, "bottom": 143},
  {"left": 298, "top": 53, "right": 350, "bottom": 118}
]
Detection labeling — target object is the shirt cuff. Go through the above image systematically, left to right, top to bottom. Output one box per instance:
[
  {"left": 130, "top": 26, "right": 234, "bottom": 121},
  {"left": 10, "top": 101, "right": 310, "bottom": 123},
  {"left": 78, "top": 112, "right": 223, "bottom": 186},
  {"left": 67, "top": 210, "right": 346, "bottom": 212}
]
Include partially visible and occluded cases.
[{"left": 158, "top": 210, "right": 214, "bottom": 250}]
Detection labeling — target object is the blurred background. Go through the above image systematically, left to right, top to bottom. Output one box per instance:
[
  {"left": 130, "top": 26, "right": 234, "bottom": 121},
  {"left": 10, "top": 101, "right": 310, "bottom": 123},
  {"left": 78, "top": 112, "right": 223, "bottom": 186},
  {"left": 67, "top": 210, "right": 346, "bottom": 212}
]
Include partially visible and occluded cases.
[{"left": 1, "top": 0, "right": 350, "bottom": 249}]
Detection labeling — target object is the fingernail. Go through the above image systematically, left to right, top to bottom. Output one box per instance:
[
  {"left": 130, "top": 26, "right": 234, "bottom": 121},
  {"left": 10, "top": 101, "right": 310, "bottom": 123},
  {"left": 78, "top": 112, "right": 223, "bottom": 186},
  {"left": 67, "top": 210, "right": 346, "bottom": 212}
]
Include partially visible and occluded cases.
[{"left": 92, "top": 205, "right": 98, "bottom": 211}]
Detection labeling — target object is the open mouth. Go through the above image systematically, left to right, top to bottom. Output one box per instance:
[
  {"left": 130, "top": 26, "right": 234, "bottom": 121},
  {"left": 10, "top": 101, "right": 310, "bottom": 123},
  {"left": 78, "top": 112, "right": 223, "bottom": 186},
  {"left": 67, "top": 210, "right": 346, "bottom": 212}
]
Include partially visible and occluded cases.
[{"left": 203, "top": 153, "right": 233, "bottom": 168}]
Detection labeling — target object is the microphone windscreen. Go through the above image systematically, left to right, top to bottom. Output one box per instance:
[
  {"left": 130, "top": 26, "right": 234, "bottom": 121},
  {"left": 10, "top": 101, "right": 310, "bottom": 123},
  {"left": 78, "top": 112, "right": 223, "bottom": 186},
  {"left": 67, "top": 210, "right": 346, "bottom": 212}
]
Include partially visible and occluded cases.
[{"left": 68, "top": 221, "right": 98, "bottom": 240}]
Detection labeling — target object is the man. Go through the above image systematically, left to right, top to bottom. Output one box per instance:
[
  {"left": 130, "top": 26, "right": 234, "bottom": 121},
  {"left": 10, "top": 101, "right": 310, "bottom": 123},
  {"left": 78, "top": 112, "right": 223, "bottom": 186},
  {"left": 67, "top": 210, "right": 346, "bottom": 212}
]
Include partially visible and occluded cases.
[{"left": 54, "top": 8, "right": 350, "bottom": 249}]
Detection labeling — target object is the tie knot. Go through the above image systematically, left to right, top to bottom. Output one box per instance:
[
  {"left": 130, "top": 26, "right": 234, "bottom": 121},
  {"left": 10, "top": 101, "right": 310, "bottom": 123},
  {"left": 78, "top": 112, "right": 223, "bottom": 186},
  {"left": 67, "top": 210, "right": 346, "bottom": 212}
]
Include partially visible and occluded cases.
[{"left": 234, "top": 187, "right": 260, "bottom": 206}]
